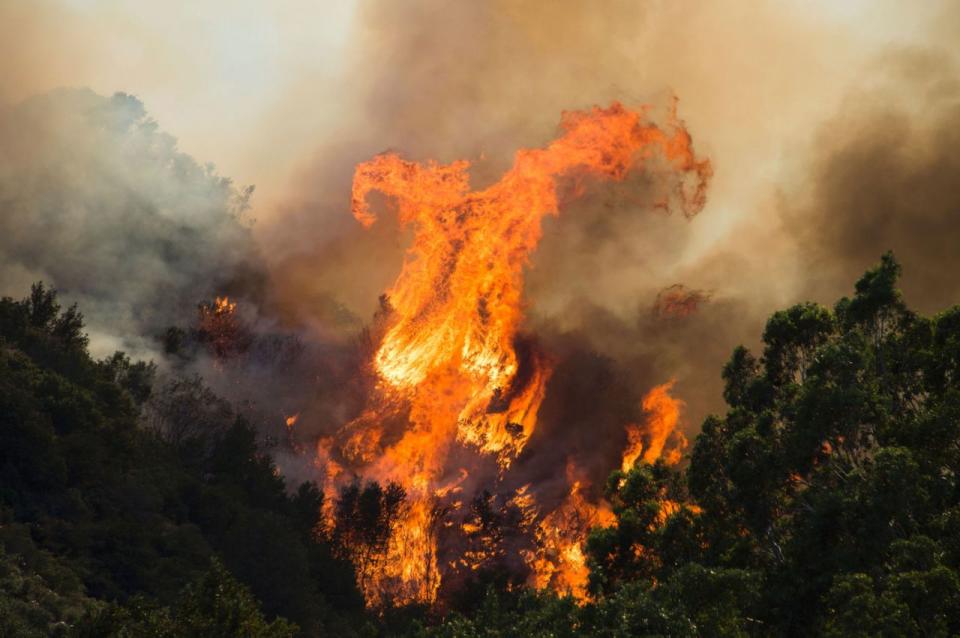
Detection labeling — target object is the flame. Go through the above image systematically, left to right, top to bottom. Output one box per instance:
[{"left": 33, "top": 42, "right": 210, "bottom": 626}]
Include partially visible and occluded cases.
[
  {"left": 322, "top": 101, "right": 709, "bottom": 607},
  {"left": 351, "top": 101, "right": 709, "bottom": 467},
  {"left": 197, "top": 296, "right": 245, "bottom": 360},
  {"left": 214, "top": 296, "right": 236, "bottom": 313},
  {"left": 621, "top": 380, "right": 688, "bottom": 473},
  {"left": 529, "top": 382, "right": 691, "bottom": 602},
  {"left": 285, "top": 413, "right": 300, "bottom": 428},
  {"left": 314, "top": 437, "right": 344, "bottom": 527},
  {"left": 523, "top": 476, "right": 615, "bottom": 601},
  {"left": 378, "top": 499, "right": 442, "bottom": 605}
]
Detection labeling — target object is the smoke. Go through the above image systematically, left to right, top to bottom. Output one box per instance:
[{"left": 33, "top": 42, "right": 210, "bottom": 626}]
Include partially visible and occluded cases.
[
  {"left": 2, "top": 0, "right": 959, "bottom": 603},
  {"left": 258, "top": 0, "right": 932, "bottom": 436},
  {"left": 262, "top": 0, "right": 675, "bottom": 323},
  {"left": 3, "top": 2, "right": 956, "bottom": 467},
  {"left": 262, "top": 2, "right": 727, "bottom": 441},
  {"left": 783, "top": 46, "right": 960, "bottom": 313},
  {"left": 0, "top": 88, "right": 262, "bottom": 359}
]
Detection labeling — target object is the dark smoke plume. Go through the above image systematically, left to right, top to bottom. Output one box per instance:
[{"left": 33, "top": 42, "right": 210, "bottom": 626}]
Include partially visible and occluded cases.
[{"left": 785, "top": 47, "right": 960, "bottom": 314}]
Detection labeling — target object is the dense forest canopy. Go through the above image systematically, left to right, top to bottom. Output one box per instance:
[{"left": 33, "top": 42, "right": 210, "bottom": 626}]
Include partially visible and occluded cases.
[{"left": 2, "top": 252, "right": 958, "bottom": 636}]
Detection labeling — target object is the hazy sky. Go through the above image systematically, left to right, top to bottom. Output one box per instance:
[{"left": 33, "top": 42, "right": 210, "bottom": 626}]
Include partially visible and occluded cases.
[
  {"left": 0, "top": 0, "right": 356, "bottom": 199},
  {"left": 1, "top": 0, "right": 950, "bottom": 217}
]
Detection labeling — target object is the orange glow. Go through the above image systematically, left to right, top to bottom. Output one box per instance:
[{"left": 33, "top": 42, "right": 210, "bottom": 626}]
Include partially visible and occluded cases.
[
  {"left": 321, "top": 101, "right": 709, "bottom": 606},
  {"left": 652, "top": 284, "right": 710, "bottom": 319},
  {"left": 197, "top": 295, "right": 245, "bottom": 360},
  {"left": 215, "top": 296, "right": 235, "bottom": 313},
  {"left": 622, "top": 380, "right": 688, "bottom": 472},
  {"left": 529, "top": 381, "right": 692, "bottom": 603},
  {"left": 285, "top": 413, "right": 300, "bottom": 428},
  {"left": 523, "top": 474, "right": 615, "bottom": 601}
]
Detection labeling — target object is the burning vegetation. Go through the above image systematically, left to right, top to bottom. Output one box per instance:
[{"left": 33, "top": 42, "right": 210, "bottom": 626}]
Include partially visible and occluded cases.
[
  {"left": 5, "top": 87, "right": 959, "bottom": 635},
  {"left": 287, "top": 101, "right": 713, "bottom": 607},
  {"left": 652, "top": 284, "right": 711, "bottom": 320},
  {"left": 196, "top": 297, "right": 247, "bottom": 359},
  {"left": 622, "top": 380, "right": 688, "bottom": 472}
]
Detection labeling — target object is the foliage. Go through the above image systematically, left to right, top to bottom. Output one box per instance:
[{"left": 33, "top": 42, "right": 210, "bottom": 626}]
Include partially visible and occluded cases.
[
  {"left": 5, "top": 252, "right": 960, "bottom": 637},
  {"left": 415, "top": 252, "right": 960, "bottom": 635},
  {"left": 677, "top": 252, "right": 960, "bottom": 634},
  {"left": 0, "top": 284, "right": 366, "bottom": 636},
  {"left": 75, "top": 558, "right": 298, "bottom": 638}
]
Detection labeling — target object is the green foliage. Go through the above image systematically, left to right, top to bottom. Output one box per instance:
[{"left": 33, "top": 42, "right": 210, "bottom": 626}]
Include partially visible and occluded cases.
[
  {"left": 410, "top": 252, "right": 960, "bottom": 636},
  {"left": 678, "top": 252, "right": 960, "bottom": 634},
  {"left": 6, "top": 253, "right": 960, "bottom": 637},
  {"left": 0, "top": 285, "right": 364, "bottom": 636},
  {"left": 586, "top": 462, "right": 685, "bottom": 594},
  {"left": 0, "top": 531, "right": 102, "bottom": 637},
  {"left": 76, "top": 559, "right": 297, "bottom": 637},
  {"left": 407, "top": 588, "right": 582, "bottom": 638}
]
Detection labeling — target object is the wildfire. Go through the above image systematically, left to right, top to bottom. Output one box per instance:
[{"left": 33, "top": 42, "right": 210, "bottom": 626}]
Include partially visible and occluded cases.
[
  {"left": 321, "top": 101, "right": 710, "bottom": 606},
  {"left": 197, "top": 295, "right": 248, "bottom": 360},
  {"left": 214, "top": 296, "right": 235, "bottom": 314},
  {"left": 622, "top": 380, "right": 688, "bottom": 472},
  {"left": 528, "top": 381, "right": 690, "bottom": 603},
  {"left": 523, "top": 474, "right": 615, "bottom": 601}
]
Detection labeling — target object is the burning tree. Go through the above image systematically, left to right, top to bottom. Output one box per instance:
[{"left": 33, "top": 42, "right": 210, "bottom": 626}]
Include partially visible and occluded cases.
[
  {"left": 310, "top": 100, "right": 711, "bottom": 606},
  {"left": 196, "top": 296, "right": 251, "bottom": 360},
  {"left": 332, "top": 480, "right": 407, "bottom": 600}
]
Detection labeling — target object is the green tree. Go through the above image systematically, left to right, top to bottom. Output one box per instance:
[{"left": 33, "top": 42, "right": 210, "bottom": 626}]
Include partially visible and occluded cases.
[
  {"left": 678, "top": 253, "right": 960, "bottom": 634},
  {"left": 0, "top": 284, "right": 366, "bottom": 635},
  {"left": 77, "top": 559, "right": 297, "bottom": 637}
]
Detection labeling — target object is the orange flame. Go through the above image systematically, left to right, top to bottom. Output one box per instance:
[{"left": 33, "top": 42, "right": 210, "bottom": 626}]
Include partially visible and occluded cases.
[
  {"left": 329, "top": 101, "right": 709, "bottom": 606},
  {"left": 198, "top": 296, "right": 246, "bottom": 360},
  {"left": 214, "top": 296, "right": 236, "bottom": 313},
  {"left": 622, "top": 380, "right": 688, "bottom": 472},
  {"left": 529, "top": 382, "right": 690, "bottom": 602},
  {"left": 523, "top": 474, "right": 615, "bottom": 601}
]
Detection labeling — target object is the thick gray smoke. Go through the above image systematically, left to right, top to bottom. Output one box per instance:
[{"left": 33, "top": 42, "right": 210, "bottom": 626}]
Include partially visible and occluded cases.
[
  {"left": 261, "top": 1, "right": 743, "bottom": 458},
  {"left": 784, "top": 47, "right": 960, "bottom": 314},
  {"left": 0, "top": 88, "right": 262, "bottom": 359}
]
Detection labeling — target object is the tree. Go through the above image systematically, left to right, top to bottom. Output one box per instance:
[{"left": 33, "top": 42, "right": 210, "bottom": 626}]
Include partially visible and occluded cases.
[
  {"left": 678, "top": 253, "right": 960, "bottom": 634},
  {"left": 0, "top": 284, "right": 366, "bottom": 635},
  {"left": 332, "top": 479, "right": 406, "bottom": 595},
  {"left": 76, "top": 559, "right": 297, "bottom": 637}
]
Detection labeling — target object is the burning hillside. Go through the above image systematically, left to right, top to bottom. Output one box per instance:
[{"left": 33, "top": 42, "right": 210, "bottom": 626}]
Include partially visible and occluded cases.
[
  {"left": 4, "top": 3, "right": 960, "bottom": 634},
  {"left": 288, "top": 101, "right": 712, "bottom": 607}
]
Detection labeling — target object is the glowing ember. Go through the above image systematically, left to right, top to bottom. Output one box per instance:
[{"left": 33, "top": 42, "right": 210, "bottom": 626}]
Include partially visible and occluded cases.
[
  {"left": 325, "top": 101, "right": 710, "bottom": 606},
  {"left": 652, "top": 284, "right": 711, "bottom": 320},
  {"left": 197, "top": 295, "right": 247, "bottom": 360},
  {"left": 285, "top": 413, "right": 300, "bottom": 428}
]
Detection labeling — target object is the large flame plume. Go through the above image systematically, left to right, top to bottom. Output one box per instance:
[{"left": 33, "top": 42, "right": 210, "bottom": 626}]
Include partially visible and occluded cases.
[{"left": 316, "top": 101, "right": 710, "bottom": 606}]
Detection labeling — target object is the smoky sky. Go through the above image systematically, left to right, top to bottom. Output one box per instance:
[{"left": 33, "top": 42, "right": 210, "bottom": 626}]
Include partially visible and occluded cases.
[
  {"left": 785, "top": 47, "right": 960, "bottom": 314},
  {"left": 0, "top": 88, "right": 263, "bottom": 358}
]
